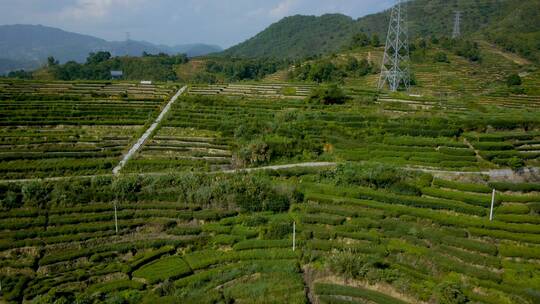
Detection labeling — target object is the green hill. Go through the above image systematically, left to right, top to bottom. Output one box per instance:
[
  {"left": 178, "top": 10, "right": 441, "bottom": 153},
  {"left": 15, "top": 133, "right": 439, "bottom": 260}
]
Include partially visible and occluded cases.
[
  {"left": 222, "top": 0, "right": 540, "bottom": 63},
  {"left": 222, "top": 14, "right": 356, "bottom": 59}
]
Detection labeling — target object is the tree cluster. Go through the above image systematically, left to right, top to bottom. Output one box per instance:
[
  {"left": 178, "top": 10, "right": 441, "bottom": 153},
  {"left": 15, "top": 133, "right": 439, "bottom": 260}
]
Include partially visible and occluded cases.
[
  {"left": 349, "top": 32, "right": 381, "bottom": 49},
  {"left": 49, "top": 51, "right": 188, "bottom": 81},
  {"left": 204, "top": 57, "right": 290, "bottom": 82}
]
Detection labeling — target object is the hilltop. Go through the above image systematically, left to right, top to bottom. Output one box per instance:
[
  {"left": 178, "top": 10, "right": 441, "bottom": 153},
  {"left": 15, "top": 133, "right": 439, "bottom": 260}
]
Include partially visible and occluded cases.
[{"left": 222, "top": 0, "right": 540, "bottom": 63}]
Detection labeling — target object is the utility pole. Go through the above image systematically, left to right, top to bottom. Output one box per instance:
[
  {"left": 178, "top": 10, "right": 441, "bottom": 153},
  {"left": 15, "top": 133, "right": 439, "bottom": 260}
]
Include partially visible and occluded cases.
[
  {"left": 378, "top": 0, "right": 411, "bottom": 92},
  {"left": 452, "top": 11, "right": 461, "bottom": 39},
  {"left": 489, "top": 189, "right": 496, "bottom": 221},
  {"left": 114, "top": 203, "right": 119, "bottom": 234},
  {"left": 292, "top": 221, "right": 296, "bottom": 251}
]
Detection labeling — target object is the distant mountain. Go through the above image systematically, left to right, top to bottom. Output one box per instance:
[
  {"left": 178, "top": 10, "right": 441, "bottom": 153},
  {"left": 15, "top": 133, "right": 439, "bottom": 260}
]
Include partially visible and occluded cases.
[
  {"left": 222, "top": 0, "right": 540, "bottom": 63},
  {"left": 0, "top": 24, "right": 222, "bottom": 73},
  {"left": 0, "top": 58, "right": 39, "bottom": 75}
]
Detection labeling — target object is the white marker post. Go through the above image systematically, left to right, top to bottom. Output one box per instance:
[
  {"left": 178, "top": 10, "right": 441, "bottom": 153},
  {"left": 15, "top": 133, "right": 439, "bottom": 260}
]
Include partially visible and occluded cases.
[
  {"left": 489, "top": 189, "right": 496, "bottom": 221},
  {"left": 114, "top": 203, "right": 119, "bottom": 234},
  {"left": 293, "top": 221, "right": 296, "bottom": 251}
]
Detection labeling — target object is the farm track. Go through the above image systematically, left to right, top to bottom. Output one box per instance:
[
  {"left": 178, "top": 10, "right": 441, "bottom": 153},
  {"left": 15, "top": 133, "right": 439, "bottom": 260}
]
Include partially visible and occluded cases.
[
  {"left": 112, "top": 86, "right": 187, "bottom": 175},
  {"left": 0, "top": 162, "right": 538, "bottom": 184}
]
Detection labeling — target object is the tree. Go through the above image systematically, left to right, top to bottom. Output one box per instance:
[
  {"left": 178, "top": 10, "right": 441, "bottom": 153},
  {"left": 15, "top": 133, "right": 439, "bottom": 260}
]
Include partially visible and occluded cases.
[
  {"left": 350, "top": 33, "right": 370, "bottom": 48},
  {"left": 371, "top": 34, "right": 381, "bottom": 47},
  {"left": 86, "top": 51, "right": 112, "bottom": 65},
  {"left": 434, "top": 51, "right": 450, "bottom": 63},
  {"left": 47, "top": 56, "right": 59, "bottom": 67},
  {"left": 345, "top": 57, "right": 359, "bottom": 71},
  {"left": 357, "top": 59, "right": 372, "bottom": 76},
  {"left": 506, "top": 73, "right": 522, "bottom": 86},
  {"left": 308, "top": 84, "right": 348, "bottom": 105},
  {"left": 508, "top": 156, "right": 525, "bottom": 171},
  {"left": 22, "top": 181, "right": 51, "bottom": 208},
  {"left": 435, "top": 282, "right": 469, "bottom": 304}
]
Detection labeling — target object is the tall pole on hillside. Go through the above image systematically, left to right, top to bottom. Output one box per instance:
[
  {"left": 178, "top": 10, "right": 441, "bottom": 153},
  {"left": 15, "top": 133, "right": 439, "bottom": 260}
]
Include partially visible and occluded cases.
[
  {"left": 378, "top": 0, "right": 411, "bottom": 92},
  {"left": 452, "top": 11, "right": 462, "bottom": 39},
  {"left": 490, "top": 189, "right": 496, "bottom": 221},
  {"left": 114, "top": 203, "right": 119, "bottom": 234},
  {"left": 292, "top": 221, "right": 296, "bottom": 251}
]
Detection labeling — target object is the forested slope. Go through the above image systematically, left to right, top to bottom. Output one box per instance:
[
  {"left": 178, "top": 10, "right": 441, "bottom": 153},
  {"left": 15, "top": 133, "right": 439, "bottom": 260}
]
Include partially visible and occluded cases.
[{"left": 222, "top": 0, "right": 540, "bottom": 63}]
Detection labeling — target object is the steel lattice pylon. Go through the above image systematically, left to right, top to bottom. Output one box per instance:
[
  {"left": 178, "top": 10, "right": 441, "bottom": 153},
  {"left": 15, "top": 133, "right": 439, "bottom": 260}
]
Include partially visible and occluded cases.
[
  {"left": 378, "top": 0, "right": 411, "bottom": 92},
  {"left": 452, "top": 11, "right": 462, "bottom": 39}
]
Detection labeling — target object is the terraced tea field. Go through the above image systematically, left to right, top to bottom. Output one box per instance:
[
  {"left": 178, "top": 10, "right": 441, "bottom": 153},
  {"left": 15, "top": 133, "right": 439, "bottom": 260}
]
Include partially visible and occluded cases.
[
  {"left": 0, "top": 79, "right": 539, "bottom": 304},
  {"left": 0, "top": 80, "right": 177, "bottom": 179},
  {"left": 0, "top": 165, "right": 539, "bottom": 303}
]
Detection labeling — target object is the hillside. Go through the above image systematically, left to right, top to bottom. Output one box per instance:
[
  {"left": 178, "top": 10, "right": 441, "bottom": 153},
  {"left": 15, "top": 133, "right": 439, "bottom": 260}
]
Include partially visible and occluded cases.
[
  {"left": 221, "top": 0, "right": 540, "bottom": 62},
  {"left": 222, "top": 14, "right": 356, "bottom": 59},
  {"left": 0, "top": 24, "right": 222, "bottom": 73},
  {"left": 1, "top": 74, "right": 540, "bottom": 302}
]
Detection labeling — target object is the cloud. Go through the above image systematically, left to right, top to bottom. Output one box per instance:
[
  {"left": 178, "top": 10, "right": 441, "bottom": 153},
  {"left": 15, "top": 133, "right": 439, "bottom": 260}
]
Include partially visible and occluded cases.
[
  {"left": 59, "top": 0, "right": 143, "bottom": 20},
  {"left": 269, "top": 0, "right": 298, "bottom": 18}
]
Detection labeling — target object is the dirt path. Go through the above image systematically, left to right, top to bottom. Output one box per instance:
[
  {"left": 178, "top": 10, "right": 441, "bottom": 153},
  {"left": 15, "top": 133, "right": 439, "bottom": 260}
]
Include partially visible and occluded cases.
[
  {"left": 112, "top": 86, "right": 187, "bottom": 175},
  {"left": 1, "top": 159, "right": 537, "bottom": 184},
  {"left": 0, "top": 162, "right": 338, "bottom": 184},
  {"left": 222, "top": 162, "right": 336, "bottom": 173}
]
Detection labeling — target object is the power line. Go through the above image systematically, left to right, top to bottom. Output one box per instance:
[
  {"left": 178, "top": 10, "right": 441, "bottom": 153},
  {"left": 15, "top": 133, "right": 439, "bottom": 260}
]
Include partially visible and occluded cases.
[{"left": 378, "top": 0, "right": 411, "bottom": 92}]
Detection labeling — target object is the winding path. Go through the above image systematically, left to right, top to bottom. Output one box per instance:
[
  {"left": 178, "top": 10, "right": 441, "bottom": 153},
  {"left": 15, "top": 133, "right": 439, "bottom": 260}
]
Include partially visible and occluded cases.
[{"left": 112, "top": 86, "right": 187, "bottom": 175}]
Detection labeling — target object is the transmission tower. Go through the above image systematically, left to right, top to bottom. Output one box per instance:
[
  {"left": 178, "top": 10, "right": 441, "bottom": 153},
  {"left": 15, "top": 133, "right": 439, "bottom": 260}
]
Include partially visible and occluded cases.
[
  {"left": 378, "top": 0, "right": 411, "bottom": 92},
  {"left": 452, "top": 11, "right": 461, "bottom": 39}
]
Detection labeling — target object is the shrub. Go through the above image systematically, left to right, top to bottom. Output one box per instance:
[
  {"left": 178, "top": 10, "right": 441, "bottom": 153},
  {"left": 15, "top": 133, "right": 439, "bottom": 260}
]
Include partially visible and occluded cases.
[
  {"left": 434, "top": 51, "right": 450, "bottom": 63},
  {"left": 506, "top": 74, "right": 522, "bottom": 87},
  {"left": 308, "top": 84, "right": 348, "bottom": 105},
  {"left": 438, "top": 147, "right": 475, "bottom": 157},
  {"left": 508, "top": 156, "right": 525, "bottom": 171},
  {"left": 332, "top": 163, "right": 408, "bottom": 190},
  {"left": 112, "top": 176, "right": 143, "bottom": 202},
  {"left": 433, "top": 179, "right": 491, "bottom": 193},
  {"left": 22, "top": 181, "right": 51, "bottom": 208},
  {"left": 489, "top": 182, "right": 540, "bottom": 192},
  {"left": 421, "top": 187, "right": 492, "bottom": 207},
  {"left": 0, "top": 190, "right": 22, "bottom": 209},
  {"left": 495, "top": 204, "right": 530, "bottom": 214},
  {"left": 302, "top": 214, "right": 345, "bottom": 225},
  {"left": 263, "top": 220, "right": 292, "bottom": 239},
  {"left": 212, "top": 234, "right": 240, "bottom": 245},
  {"left": 233, "top": 239, "right": 290, "bottom": 250},
  {"left": 499, "top": 243, "right": 540, "bottom": 259},
  {"left": 437, "top": 245, "right": 500, "bottom": 268},
  {"left": 129, "top": 246, "right": 175, "bottom": 272},
  {"left": 328, "top": 250, "right": 364, "bottom": 279},
  {"left": 132, "top": 256, "right": 192, "bottom": 284},
  {"left": 86, "top": 279, "right": 144, "bottom": 294},
  {"left": 435, "top": 282, "right": 469, "bottom": 304},
  {"left": 315, "top": 283, "right": 407, "bottom": 304}
]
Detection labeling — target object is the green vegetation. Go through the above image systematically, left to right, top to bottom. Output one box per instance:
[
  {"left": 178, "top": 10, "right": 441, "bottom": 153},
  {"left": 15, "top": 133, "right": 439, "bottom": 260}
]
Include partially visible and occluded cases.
[
  {"left": 1, "top": 2, "right": 540, "bottom": 301},
  {"left": 50, "top": 52, "right": 188, "bottom": 81},
  {"left": 133, "top": 256, "right": 192, "bottom": 284}
]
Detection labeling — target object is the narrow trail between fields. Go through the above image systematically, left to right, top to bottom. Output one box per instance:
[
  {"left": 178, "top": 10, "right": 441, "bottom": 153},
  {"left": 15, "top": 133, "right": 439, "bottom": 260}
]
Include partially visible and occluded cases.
[
  {"left": 112, "top": 86, "right": 187, "bottom": 175},
  {"left": 1, "top": 161, "right": 538, "bottom": 184}
]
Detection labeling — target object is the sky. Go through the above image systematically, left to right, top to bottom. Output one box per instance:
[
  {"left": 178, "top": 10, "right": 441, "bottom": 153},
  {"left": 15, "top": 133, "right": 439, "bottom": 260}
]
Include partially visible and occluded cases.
[{"left": 0, "top": 0, "right": 395, "bottom": 48}]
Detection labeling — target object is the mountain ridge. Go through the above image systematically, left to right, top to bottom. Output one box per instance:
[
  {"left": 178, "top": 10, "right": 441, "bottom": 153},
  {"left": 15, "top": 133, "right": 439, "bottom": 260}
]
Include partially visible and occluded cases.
[
  {"left": 221, "top": 0, "right": 540, "bottom": 63},
  {"left": 0, "top": 24, "right": 222, "bottom": 74}
]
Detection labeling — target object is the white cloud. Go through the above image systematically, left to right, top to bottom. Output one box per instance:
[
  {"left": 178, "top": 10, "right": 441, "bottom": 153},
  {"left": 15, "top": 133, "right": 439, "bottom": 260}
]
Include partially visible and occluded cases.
[
  {"left": 59, "top": 0, "right": 143, "bottom": 20},
  {"left": 269, "top": 0, "right": 298, "bottom": 19}
]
